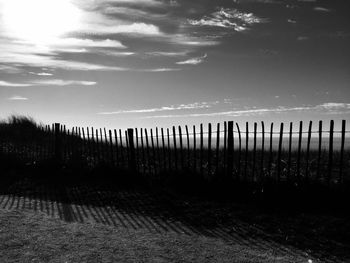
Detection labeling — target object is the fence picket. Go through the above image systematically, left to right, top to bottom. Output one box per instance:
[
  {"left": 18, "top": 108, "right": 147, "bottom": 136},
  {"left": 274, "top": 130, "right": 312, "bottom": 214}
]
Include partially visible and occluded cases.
[
  {"left": 328, "top": 120, "right": 334, "bottom": 185},
  {"left": 339, "top": 120, "right": 346, "bottom": 184},
  {"left": 261, "top": 121, "right": 265, "bottom": 179},
  {"left": 297, "top": 121, "right": 303, "bottom": 182},
  {"left": 305, "top": 121, "right": 312, "bottom": 179},
  {"left": 317, "top": 121, "right": 322, "bottom": 180},
  {"left": 244, "top": 122, "right": 249, "bottom": 180},
  {"left": 253, "top": 122, "right": 257, "bottom": 181},
  {"left": 287, "top": 122, "right": 292, "bottom": 181},
  {"left": 208, "top": 123, "right": 212, "bottom": 177},
  {"left": 216, "top": 123, "right": 220, "bottom": 175},
  {"left": 236, "top": 123, "right": 242, "bottom": 178},
  {"left": 268, "top": 123, "right": 273, "bottom": 178},
  {"left": 277, "top": 123, "right": 284, "bottom": 182},
  {"left": 185, "top": 125, "right": 190, "bottom": 169},
  {"left": 172, "top": 126, "right": 178, "bottom": 172}
]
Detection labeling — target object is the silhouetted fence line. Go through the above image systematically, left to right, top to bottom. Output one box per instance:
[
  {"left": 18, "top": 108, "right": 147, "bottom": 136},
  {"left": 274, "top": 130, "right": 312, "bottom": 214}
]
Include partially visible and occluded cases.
[{"left": 0, "top": 120, "right": 349, "bottom": 187}]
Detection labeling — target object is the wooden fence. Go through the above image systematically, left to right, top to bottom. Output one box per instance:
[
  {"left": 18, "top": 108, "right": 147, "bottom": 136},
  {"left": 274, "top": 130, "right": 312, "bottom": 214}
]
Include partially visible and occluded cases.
[{"left": 0, "top": 120, "right": 349, "bottom": 186}]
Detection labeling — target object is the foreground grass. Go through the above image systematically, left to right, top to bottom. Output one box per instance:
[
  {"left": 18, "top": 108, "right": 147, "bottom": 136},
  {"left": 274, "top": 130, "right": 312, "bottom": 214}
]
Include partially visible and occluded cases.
[{"left": 0, "top": 209, "right": 317, "bottom": 263}]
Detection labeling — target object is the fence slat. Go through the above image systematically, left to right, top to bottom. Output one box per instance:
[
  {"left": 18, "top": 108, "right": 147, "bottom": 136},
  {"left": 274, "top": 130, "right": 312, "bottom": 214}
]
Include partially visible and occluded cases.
[
  {"left": 328, "top": 120, "right": 334, "bottom": 185},
  {"left": 339, "top": 120, "right": 346, "bottom": 184},
  {"left": 224, "top": 121, "right": 227, "bottom": 174},
  {"left": 227, "top": 121, "right": 234, "bottom": 178},
  {"left": 261, "top": 121, "right": 265, "bottom": 179},
  {"left": 297, "top": 121, "right": 303, "bottom": 182},
  {"left": 305, "top": 121, "right": 312, "bottom": 179},
  {"left": 317, "top": 121, "right": 322, "bottom": 180},
  {"left": 244, "top": 122, "right": 249, "bottom": 180},
  {"left": 252, "top": 122, "right": 257, "bottom": 181},
  {"left": 287, "top": 122, "right": 292, "bottom": 181},
  {"left": 200, "top": 123, "right": 204, "bottom": 176},
  {"left": 208, "top": 123, "right": 212, "bottom": 177},
  {"left": 216, "top": 123, "right": 220, "bottom": 175},
  {"left": 236, "top": 123, "right": 242, "bottom": 177},
  {"left": 268, "top": 123, "right": 274, "bottom": 178},
  {"left": 277, "top": 123, "right": 284, "bottom": 182},
  {"left": 185, "top": 125, "right": 190, "bottom": 169},
  {"left": 193, "top": 125, "right": 196, "bottom": 173},
  {"left": 172, "top": 126, "right": 178, "bottom": 172},
  {"left": 178, "top": 126, "right": 184, "bottom": 170},
  {"left": 156, "top": 127, "right": 160, "bottom": 173},
  {"left": 135, "top": 128, "right": 139, "bottom": 171},
  {"left": 140, "top": 128, "right": 146, "bottom": 174},
  {"left": 161, "top": 128, "right": 166, "bottom": 171},
  {"left": 167, "top": 128, "right": 171, "bottom": 171},
  {"left": 95, "top": 129, "right": 100, "bottom": 163},
  {"left": 113, "top": 129, "right": 119, "bottom": 167},
  {"left": 119, "top": 129, "right": 124, "bottom": 168},
  {"left": 127, "top": 129, "right": 136, "bottom": 173},
  {"left": 145, "top": 129, "right": 151, "bottom": 174},
  {"left": 150, "top": 129, "right": 156, "bottom": 175},
  {"left": 109, "top": 130, "right": 114, "bottom": 166}
]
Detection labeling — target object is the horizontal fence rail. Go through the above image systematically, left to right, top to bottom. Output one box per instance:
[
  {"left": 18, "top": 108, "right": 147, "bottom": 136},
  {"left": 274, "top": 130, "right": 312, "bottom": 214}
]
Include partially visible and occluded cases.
[{"left": 0, "top": 120, "right": 349, "bottom": 187}]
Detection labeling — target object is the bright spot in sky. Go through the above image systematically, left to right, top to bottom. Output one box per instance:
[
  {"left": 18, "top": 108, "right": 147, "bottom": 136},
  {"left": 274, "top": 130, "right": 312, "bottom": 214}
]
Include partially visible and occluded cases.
[{"left": 1, "top": 0, "right": 81, "bottom": 43}]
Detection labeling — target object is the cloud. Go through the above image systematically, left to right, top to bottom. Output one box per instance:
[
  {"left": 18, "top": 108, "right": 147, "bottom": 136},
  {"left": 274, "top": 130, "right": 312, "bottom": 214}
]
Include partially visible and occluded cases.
[
  {"left": 313, "top": 7, "right": 331, "bottom": 12},
  {"left": 188, "top": 8, "right": 267, "bottom": 31},
  {"left": 80, "top": 22, "right": 161, "bottom": 35},
  {"left": 146, "top": 51, "right": 188, "bottom": 57},
  {"left": 176, "top": 54, "right": 207, "bottom": 65},
  {"left": 139, "top": 68, "right": 181, "bottom": 72},
  {"left": 29, "top": 72, "right": 53, "bottom": 76},
  {"left": 31, "top": 79, "right": 97, "bottom": 86},
  {"left": 0, "top": 80, "right": 33, "bottom": 87},
  {"left": 7, "top": 95, "right": 28, "bottom": 101},
  {"left": 98, "top": 101, "right": 217, "bottom": 115},
  {"left": 142, "top": 103, "right": 350, "bottom": 118}
]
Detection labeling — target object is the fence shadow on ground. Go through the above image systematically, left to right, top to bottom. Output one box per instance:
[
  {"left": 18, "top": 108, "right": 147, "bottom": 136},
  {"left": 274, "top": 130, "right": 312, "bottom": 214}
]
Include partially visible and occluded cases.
[{"left": 0, "top": 167, "right": 349, "bottom": 263}]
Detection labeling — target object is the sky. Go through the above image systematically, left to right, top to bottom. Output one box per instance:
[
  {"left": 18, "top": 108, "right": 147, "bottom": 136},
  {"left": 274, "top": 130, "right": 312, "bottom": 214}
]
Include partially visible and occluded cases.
[{"left": 0, "top": 0, "right": 349, "bottom": 131}]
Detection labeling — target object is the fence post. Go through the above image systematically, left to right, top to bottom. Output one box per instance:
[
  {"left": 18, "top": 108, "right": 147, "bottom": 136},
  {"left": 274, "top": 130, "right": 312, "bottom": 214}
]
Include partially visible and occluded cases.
[
  {"left": 328, "top": 120, "right": 334, "bottom": 186},
  {"left": 227, "top": 121, "right": 234, "bottom": 178},
  {"left": 54, "top": 123, "right": 62, "bottom": 163},
  {"left": 127, "top": 128, "right": 136, "bottom": 174}
]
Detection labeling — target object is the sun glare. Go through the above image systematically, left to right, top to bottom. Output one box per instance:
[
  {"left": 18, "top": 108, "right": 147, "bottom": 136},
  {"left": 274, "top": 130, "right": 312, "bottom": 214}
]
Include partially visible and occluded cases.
[{"left": 2, "top": 0, "right": 81, "bottom": 43}]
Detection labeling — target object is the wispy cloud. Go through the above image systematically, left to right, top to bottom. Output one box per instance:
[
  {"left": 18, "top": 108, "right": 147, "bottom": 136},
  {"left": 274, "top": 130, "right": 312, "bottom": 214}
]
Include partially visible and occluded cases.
[
  {"left": 313, "top": 7, "right": 331, "bottom": 12},
  {"left": 188, "top": 8, "right": 267, "bottom": 31},
  {"left": 176, "top": 54, "right": 207, "bottom": 65},
  {"left": 29, "top": 72, "right": 53, "bottom": 76},
  {"left": 1, "top": 79, "right": 97, "bottom": 87},
  {"left": 32, "top": 79, "right": 97, "bottom": 86},
  {"left": 0, "top": 80, "right": 32, "bottom": 87},
  {"left": 7, "top": 95, "right": 28, "bottom": 101},
  {"left": 98, "top": 101, "right": 217, "bottom": 115},
  {"left": 142, "top": 103, "right": 350, "bottom": 118}
]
